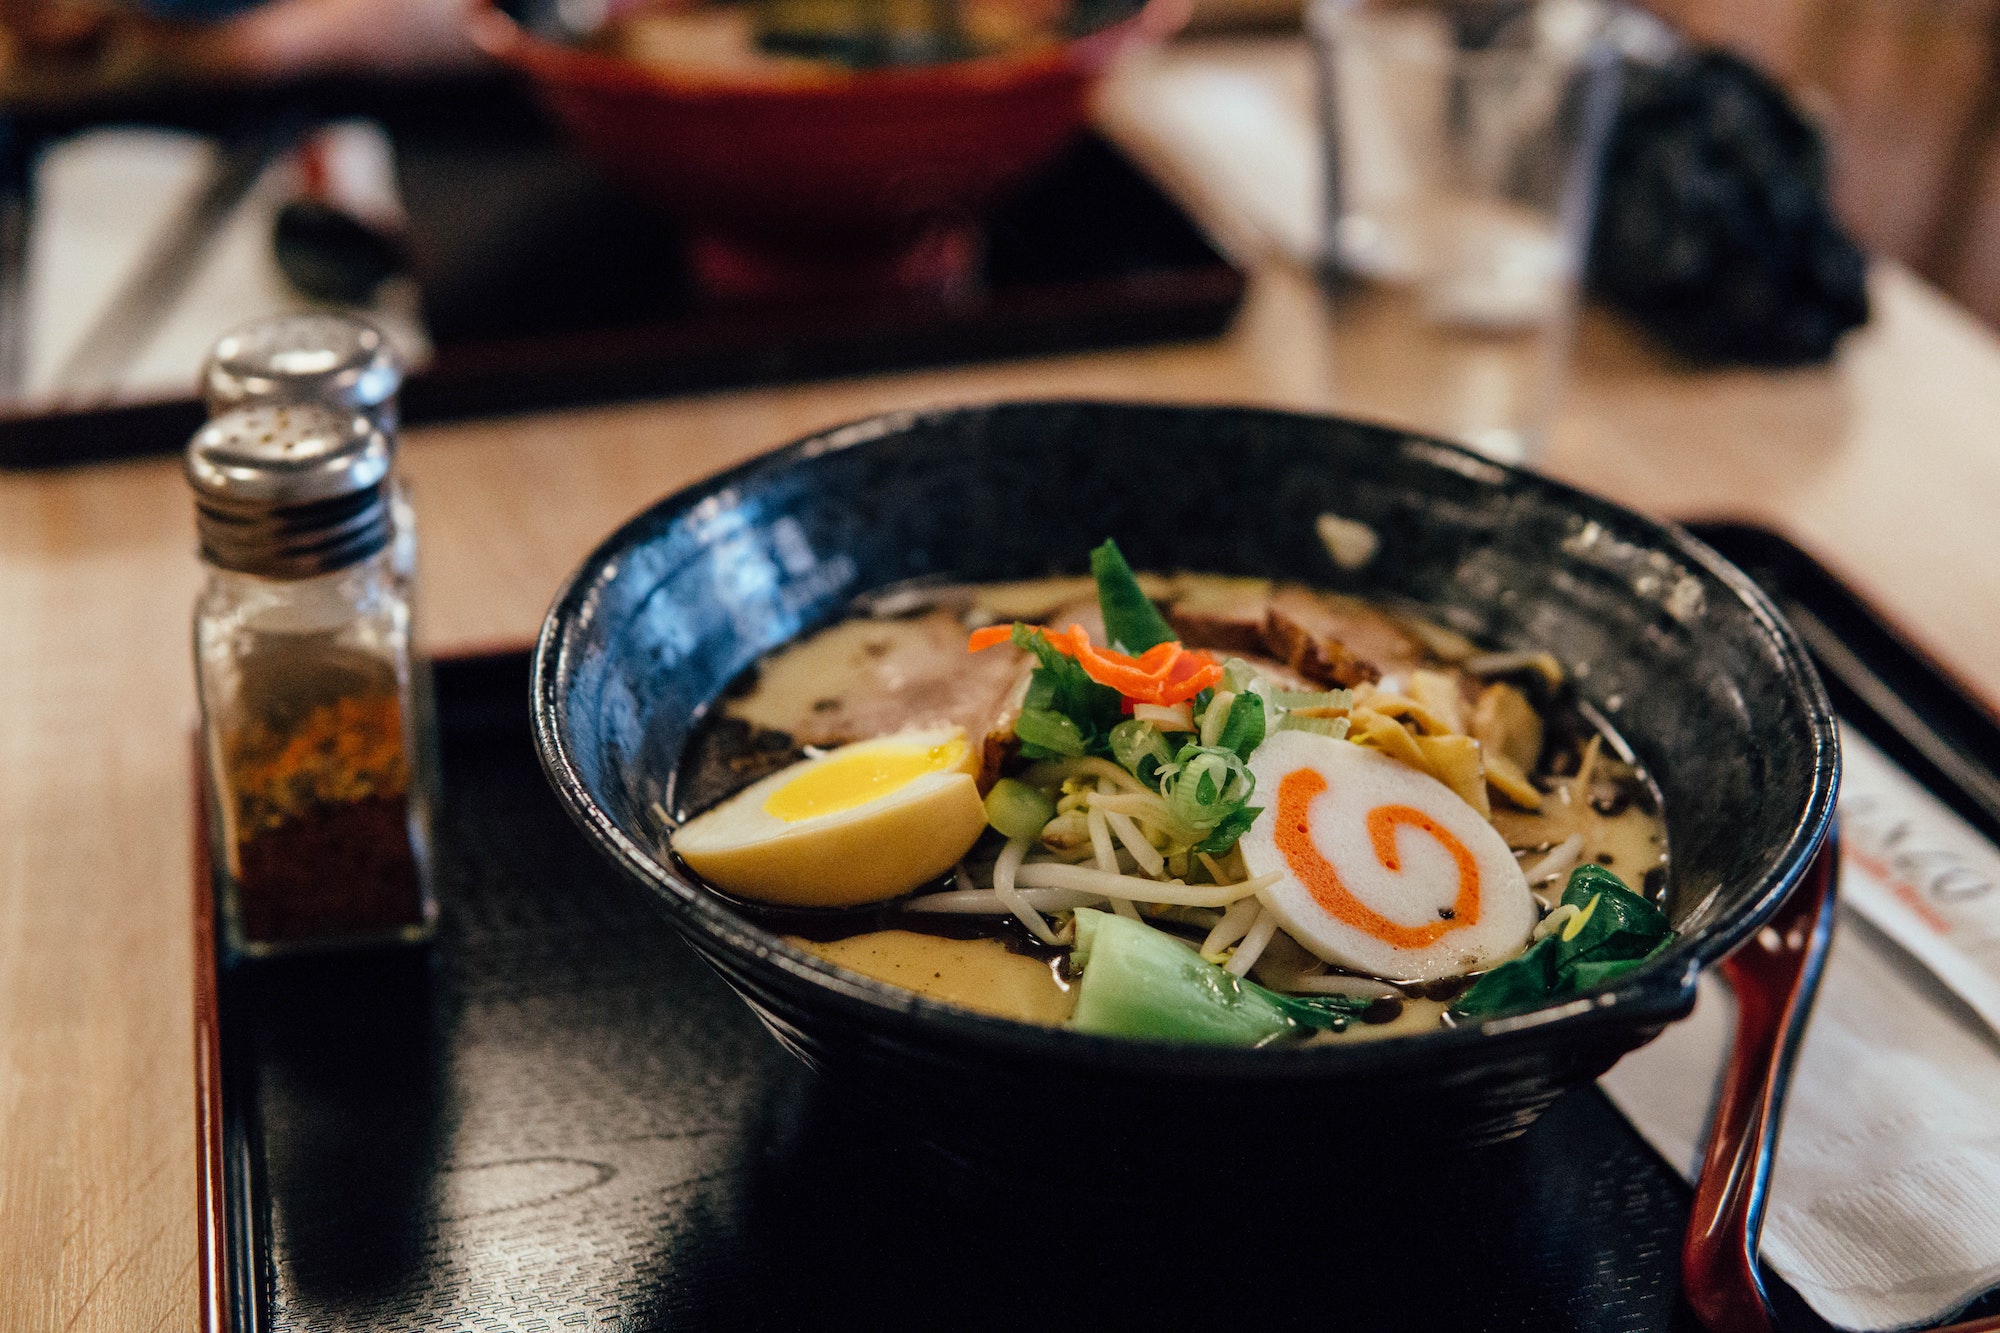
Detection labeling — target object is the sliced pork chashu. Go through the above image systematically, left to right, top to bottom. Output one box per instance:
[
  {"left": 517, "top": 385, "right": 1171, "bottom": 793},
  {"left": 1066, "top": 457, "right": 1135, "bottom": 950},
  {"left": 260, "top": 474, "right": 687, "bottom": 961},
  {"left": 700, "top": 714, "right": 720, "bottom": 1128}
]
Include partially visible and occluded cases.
[
  {"left": 1162, "top": 574, "right": 1273, "bottom": 655},
  {"left": 1166, "top": 579, "right": 1429, "bottom": 689},
  {"left": 1264, "top": 587, "right": 1438, "bottom": 687},
  {"left": 726, "top": 609, "right": 1028, "bottom": 756}
]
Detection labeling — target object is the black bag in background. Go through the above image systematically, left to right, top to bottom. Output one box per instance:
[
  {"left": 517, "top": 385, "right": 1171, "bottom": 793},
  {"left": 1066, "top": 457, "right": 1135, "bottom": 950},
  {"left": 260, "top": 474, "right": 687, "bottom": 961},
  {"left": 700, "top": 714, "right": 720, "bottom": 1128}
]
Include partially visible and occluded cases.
[{"left": 1589, "top": 49, "right": 1870, "bottom": 366}]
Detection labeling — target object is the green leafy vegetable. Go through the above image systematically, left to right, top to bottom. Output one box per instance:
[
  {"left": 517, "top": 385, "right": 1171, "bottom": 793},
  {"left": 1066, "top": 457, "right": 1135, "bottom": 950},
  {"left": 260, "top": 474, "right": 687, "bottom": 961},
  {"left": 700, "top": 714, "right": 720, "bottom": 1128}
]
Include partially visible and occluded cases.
[
  {"left": 1090, "top": 539, "right": 1177, "bottom": 654},
  {"left": 1000, "top": 545, "right": 1268, "bottom": 855},
  {"left": 1012, "top": 624, "right": 1123, "bottom": 759},
  {"left": 1220, "top": 657, "right": 1259, "bottom": 693},
  {"left": 1271, "top": 688, "right": 1354, "bottom": 710},
  {"left": 1211, "top": 689, "right": 1266, "bottom": 760},
  {"left": 1014, "top": 708, "right": 1087, "bottom": 758},
  {"left": 1277, "top": 714, "right": 1351, "bottom": 739},
  {"left": 1106, "top": 716, "right": 1261, "bottom": 854},
  {"left": 1108, "top": 718, "right": 1176, "bottom": 784},
  {"left": 1157, "top": 743, "right": 1259, "bottom": 840},
  {"left": 984, "top": 778, "right": 1056, "bottom": 840},
  {"left": 1194, "top": 804, "right": 1263, "bottom": 856},
  {"left": 1450, "top": 864, "right": 1675, "bottom": 1019},
  {"left": 1068, "top": 910, "right": 1368, "bottom": 1044},
  {"left": 1262, "top": 988, "right": 1379, "bottom": 1030}
]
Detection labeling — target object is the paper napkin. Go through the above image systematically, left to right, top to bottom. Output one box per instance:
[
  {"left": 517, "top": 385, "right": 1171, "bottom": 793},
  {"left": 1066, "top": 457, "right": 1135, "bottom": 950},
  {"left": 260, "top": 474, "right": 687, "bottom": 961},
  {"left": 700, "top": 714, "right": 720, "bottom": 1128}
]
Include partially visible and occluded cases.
[
  {"left": 20, "top": 119, "right": 427, "bottom": 407},
  {"left": 1602, "top": 727, "right": 2000, "bottom": 1331}
]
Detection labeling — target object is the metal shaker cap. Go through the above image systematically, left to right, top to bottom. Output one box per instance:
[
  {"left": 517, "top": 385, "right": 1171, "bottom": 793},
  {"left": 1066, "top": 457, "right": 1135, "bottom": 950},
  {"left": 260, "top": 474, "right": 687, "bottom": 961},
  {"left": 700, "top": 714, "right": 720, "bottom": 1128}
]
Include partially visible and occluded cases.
[
  {"left": 201, "top": 314, "right": 404, "bottom": 429},
  {"left": 186, "top": 404, "right": 392, "bottom": 578}
]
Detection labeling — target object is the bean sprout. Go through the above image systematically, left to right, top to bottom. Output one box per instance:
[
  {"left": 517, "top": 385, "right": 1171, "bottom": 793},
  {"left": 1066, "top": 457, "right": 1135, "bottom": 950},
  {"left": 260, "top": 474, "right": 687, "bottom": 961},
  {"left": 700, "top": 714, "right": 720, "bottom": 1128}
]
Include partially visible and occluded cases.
[
  {"left": 1570, "top": 736, "right": 1602, "bottom": 808},
  {"left": 1021, "top": 757, "right": 1149, "bottom": 794},
  {"left": 1084, "top": 791, "right": 1201, "bottom": 843},
  {"left": 1083, "top": 806, "right": 1140, "bottom": 919},
  {"left": 1087, "top": 806, "right": 1118, "bottom": 874},
  {"left": 1104, "top": 808, "right": 1165, "bottom": 878},
  {"left": 1525, "top": 833, "right": 1584, "bottom": 894},
  {"left": 994, "top": 836, "right": 1061, "bottom": 944},
  {"left": 1008, "top": 862, "right": 1276, "bottom": 908},
  {"left": 905, "top": 887, "right": 1107, "bottom": 915},
  {"left": 1200, "top": 895, "right": 1262, "bottom": 961},
  {"left": 1533, "top": 903, "right": 1581, "bottom": 940},
  {"left": 1225, "top": 907, "right": 1279, "bottom": 977}
]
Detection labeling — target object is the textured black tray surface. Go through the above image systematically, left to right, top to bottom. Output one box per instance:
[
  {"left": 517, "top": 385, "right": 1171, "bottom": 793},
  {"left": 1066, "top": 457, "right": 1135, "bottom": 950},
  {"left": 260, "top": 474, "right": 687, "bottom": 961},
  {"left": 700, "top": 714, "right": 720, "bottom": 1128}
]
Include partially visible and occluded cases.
[
  {"left": 0, "top": 78, "right": 1242, "bottom": 469},
  {"left": 213, "top": 526, "right": 2000, "bottom": 1332},
  {"left": 224, "top": 652, "right": 1708, "bottom": 1333}
]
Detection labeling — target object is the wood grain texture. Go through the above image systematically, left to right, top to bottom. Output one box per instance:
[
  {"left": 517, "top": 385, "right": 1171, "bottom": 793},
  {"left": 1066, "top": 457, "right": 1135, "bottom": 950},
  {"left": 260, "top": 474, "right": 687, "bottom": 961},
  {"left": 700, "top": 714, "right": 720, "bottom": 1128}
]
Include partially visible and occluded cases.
[
  {"left": 5, "top": 40, "right": 2000, "bottom": 1330},
  {"left": 0, "top": 459, "right": 205, "bottom": 1332}
]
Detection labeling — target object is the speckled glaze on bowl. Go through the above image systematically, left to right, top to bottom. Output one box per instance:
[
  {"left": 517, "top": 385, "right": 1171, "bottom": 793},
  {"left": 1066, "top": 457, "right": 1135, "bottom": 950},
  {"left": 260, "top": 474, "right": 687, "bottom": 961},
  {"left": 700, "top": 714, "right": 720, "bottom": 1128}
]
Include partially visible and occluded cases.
[{"left": 532, "top": 402, "right": 1836, "bottom": 1179}]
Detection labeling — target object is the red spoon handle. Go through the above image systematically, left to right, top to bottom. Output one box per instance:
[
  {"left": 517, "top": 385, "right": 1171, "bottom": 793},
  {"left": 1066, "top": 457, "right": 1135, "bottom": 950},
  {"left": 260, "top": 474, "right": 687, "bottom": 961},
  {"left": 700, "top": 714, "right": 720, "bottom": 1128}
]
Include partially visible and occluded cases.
[{"left": 1683, "top": 836, "right": 1840, "bottom": 1333}]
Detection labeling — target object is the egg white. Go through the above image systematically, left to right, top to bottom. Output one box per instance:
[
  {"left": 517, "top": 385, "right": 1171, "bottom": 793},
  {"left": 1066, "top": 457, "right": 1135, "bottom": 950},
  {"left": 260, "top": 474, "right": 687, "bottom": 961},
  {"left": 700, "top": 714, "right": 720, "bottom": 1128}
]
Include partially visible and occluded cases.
[{"left": 672, "top": 726, "right": 988, "bottom": 908}]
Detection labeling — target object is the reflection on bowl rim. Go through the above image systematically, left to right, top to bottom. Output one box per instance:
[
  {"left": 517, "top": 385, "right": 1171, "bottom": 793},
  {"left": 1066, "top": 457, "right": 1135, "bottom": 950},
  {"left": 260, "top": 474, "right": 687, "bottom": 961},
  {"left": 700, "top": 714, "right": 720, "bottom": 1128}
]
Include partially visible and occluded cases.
[
  {"left": 466, "top": 0, "right": 1192, "bottom": 99},
  {"left": 531, "top": 401, "right": 1839, "bottom": 1079}
]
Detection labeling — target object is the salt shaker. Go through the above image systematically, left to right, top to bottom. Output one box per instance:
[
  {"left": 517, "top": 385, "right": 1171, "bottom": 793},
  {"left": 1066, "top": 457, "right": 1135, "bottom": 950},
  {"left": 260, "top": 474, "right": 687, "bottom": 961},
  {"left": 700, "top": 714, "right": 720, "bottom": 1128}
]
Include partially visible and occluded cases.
[
  {"left": 201, "top": 313, "right": 402, "bottom": 427},
  {"left": 201, "top": 314, "right": 416, "bottom": 586},
  {"left": 188, "top": 404, "right": 439, "bottom": 957}
]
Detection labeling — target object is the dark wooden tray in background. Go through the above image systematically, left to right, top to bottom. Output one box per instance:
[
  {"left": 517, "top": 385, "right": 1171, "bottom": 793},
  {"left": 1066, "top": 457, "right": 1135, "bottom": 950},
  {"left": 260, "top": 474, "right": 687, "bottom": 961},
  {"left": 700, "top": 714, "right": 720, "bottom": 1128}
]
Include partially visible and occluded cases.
[
  {"left": 0, "top": 75, "right": 1244, "bottom": 469},
  {"left": 190, "top": 523, "right": 2000, "bottom": 1332}
]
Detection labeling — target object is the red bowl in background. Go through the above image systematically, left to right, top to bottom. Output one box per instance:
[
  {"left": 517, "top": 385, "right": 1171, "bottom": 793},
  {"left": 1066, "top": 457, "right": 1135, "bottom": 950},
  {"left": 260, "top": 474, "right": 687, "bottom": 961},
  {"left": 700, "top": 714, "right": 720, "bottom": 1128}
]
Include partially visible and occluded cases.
[{"left": 465, "top": 0, "right": 1188, "bottom": 300}]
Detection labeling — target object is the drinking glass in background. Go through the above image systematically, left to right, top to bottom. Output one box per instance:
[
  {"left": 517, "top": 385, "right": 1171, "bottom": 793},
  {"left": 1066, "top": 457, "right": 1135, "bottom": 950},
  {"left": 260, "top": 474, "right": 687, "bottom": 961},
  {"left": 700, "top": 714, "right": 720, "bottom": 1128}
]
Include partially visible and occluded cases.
[{"left": 1307, "top": 0, "right": 1622, "bottom": 464}]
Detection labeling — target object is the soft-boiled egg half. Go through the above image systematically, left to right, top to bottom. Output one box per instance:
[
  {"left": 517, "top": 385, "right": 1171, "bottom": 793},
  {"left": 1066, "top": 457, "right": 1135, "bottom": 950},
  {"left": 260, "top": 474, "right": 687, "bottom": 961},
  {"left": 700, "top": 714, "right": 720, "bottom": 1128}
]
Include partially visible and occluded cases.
[
  {"left": 672, "top": 726, "right": 988, "bottom": 908},
  {"left": 1240, "top": 731, "right": 1536, "bottom": 981}
]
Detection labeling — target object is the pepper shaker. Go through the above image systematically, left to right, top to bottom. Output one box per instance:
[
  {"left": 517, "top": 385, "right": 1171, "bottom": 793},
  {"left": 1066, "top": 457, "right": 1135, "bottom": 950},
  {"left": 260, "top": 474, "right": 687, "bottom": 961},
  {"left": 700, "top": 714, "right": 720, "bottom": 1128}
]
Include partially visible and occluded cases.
[
  {"left": 201, "top": 314, "right": 416, "bottom": 586},
  {"left": 188, "top": 403, "right": 439, "bottom": 956}
]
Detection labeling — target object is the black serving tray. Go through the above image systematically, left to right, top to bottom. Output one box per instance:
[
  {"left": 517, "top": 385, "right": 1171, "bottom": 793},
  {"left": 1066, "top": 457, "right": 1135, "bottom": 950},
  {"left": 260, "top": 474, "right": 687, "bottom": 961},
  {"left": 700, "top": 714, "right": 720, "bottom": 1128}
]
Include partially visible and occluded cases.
[
  {"left": 1, "top": 75, "right": 1243, "bottom": 469},
  {"left": 193, "top": 524, "right": 2000, "bottom": 1332}
]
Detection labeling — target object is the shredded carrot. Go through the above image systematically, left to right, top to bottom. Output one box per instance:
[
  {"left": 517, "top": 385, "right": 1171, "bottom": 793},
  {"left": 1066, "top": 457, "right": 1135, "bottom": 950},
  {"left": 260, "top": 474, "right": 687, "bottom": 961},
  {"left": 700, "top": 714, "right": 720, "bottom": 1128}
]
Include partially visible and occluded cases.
[
  {"left": 967, "top": 621, "right": 1223, "bottom": 706},
  {"left": 967, "top": 625, "right": 1016, "bottom": 652}
]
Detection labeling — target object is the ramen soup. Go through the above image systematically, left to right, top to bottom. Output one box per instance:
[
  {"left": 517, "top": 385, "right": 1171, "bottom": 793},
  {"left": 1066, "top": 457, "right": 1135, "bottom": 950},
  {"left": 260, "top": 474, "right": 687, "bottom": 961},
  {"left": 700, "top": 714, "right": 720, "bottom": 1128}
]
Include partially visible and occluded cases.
[
  {"left": 597, "top": 0, "right": 1089, "bottom": 75},
  {"left": 670, "top": 540, "right": 1675, "bottom": 1046}
]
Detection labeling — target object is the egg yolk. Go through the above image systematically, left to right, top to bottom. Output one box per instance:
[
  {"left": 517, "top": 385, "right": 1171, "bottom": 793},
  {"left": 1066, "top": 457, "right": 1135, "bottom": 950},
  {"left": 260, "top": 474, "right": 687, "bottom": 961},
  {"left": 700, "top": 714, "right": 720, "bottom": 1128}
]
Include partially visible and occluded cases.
[{"left": 762, "top": 740, "right": 968, "bottom": 822}]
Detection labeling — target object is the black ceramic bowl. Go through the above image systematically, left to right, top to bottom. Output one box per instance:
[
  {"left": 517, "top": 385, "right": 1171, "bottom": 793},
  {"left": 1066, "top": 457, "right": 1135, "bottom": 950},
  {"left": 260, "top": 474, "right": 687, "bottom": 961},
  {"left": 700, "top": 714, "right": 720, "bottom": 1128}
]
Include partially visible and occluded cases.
[{"left": 532, "top": 402, "right": 1837, "bottom": 1179}]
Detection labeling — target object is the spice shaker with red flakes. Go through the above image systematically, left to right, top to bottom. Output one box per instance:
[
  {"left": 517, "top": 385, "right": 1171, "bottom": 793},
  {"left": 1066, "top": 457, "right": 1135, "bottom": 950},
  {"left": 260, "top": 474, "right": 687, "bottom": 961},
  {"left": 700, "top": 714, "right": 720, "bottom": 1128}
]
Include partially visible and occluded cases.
[{"left": 187, "top": 402, "right": 438, "bottom": 957}]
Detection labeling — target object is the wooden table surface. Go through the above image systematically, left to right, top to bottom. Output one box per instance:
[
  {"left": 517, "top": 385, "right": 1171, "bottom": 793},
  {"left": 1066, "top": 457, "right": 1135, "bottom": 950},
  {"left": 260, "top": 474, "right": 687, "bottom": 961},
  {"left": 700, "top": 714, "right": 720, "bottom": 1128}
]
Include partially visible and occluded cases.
[{"left": 7, "top": 40, "right": 2000, "bottom": 1332}]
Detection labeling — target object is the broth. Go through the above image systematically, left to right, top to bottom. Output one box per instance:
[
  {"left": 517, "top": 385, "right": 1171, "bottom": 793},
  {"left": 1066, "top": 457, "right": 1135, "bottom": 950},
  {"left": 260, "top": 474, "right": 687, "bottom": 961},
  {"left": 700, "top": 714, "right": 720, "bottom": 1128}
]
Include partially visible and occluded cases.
[
  {"left": 595, "top": 0, "right": 1089, "bottom": 76},
  {"left": 671, "top": 573, "right": 1670, "bottom": 1040}
]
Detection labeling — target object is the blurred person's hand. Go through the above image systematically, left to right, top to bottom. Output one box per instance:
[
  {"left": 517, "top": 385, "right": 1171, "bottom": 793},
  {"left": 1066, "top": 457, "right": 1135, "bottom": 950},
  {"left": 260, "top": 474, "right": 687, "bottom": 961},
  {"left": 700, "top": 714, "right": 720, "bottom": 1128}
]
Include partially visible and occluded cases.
[
  {"left": 0, "top": 0, "right": 482, "bottom": 96},
  {"left": 0, "top": 0, "right": 123, "bottom": 68},
  {"left": 209, "top": 0, "right": 482, "bottom": 79}
]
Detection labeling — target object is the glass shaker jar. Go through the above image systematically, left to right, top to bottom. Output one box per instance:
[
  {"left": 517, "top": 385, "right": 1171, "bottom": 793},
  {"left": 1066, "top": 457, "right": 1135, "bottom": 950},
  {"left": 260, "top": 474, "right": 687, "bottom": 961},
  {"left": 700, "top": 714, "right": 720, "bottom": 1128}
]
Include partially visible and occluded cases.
[
  {"left": 201, "top": 314, "right": 416, "bottom": 586},
  {"left": 188, "top": 403, "right": 439, "bottom": 957}
]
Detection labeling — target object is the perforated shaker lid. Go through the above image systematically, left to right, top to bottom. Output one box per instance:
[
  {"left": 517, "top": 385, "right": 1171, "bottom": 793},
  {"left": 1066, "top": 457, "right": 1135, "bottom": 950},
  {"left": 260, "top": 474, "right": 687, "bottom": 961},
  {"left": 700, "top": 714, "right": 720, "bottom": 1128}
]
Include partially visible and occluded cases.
[
  {"left": 201, "top": 314, "right": 403, "bottom": 423},
  {"left": 185, "top": 404, "right": 391, "bottom": 577}
]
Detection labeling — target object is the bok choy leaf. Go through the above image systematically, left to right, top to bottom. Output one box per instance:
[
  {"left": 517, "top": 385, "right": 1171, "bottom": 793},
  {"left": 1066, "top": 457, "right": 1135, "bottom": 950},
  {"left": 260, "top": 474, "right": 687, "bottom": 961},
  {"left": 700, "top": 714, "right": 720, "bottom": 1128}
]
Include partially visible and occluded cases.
[
  {"left": 1012, "top": 623, "right": 1124, "bottom": 760},
  {"left": 1449, "top": 864, "right": 1674, "bottom": 1019},
  {"left": 1068, "top": 910, "right": 1372, "bottom": 1044}
]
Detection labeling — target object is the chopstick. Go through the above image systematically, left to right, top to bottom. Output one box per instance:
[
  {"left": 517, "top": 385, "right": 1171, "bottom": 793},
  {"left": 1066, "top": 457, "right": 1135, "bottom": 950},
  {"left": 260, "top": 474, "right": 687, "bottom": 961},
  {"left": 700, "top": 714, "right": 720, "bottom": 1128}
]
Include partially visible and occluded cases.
[
  {"left": 47, "top": 106, "right": 310, "bottom": 406},
  {"left": 0, "top": 115, "right": 32, "bottom": 403},
  {"left": 1682, "top": 834, "right": 1838, "bottom": 1333}
]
